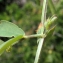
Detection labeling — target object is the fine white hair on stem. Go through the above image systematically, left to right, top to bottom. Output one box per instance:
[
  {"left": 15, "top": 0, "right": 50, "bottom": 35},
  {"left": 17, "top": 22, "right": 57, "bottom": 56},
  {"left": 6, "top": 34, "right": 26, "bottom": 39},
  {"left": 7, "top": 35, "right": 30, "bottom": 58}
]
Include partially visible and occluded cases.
[{"left": 34, "top": 0, "right": 47, "bottom": 63}]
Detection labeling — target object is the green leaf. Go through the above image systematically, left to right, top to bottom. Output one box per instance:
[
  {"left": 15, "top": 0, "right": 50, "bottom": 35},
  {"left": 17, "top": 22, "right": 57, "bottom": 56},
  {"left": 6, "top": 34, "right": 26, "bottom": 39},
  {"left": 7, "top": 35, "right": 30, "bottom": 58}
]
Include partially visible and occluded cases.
[
  {"left": 0, "top": 20, "right": 25, "bottom": 37},
  {"left": 37, "top": 27, "right": 44, "bottom": 35},
  {"left": 0, "top": 35, "right": 23, "bottom": 55},
  {"left": 0, "top": 40, "right": 4, "bottom": 45}
]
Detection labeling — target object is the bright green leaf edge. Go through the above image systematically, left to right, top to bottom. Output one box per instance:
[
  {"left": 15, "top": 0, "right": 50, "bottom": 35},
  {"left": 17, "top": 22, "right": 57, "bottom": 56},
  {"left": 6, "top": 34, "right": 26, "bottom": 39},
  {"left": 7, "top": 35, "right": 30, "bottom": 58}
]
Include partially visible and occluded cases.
[
  {"left": 0, "top": 20, "right": 25, "bottom": 37},
  {"left": 0, "top": 35, "right": 23, "bottom": 55},
  {"left": 0, "top": 40, "right": 4, "bottom": 45}
]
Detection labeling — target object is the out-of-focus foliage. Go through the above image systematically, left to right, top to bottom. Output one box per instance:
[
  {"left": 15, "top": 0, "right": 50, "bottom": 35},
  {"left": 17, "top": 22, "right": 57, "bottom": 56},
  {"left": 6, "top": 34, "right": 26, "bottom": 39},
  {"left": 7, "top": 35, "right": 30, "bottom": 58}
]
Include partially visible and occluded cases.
[{"left": 0, "top": 0, "right": 63, "bottom": 63}]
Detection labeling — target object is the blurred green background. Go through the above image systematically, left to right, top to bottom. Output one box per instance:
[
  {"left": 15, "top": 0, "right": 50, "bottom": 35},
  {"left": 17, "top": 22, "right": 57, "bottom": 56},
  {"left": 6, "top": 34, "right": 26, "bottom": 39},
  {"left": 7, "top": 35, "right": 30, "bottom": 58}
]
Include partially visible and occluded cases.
[{"left": 0, "top": 0, "right": 63, "bottom": 63}]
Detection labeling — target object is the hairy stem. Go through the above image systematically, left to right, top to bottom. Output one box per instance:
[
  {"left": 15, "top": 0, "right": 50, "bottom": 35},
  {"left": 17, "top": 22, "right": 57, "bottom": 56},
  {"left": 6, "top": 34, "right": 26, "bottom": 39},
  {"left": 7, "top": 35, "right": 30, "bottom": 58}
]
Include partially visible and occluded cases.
[
  {"left": 34, "top": 0, "right": 47, "bottom": 63},
  {"left": 41, "top": 0, "right": 47, "bottom": 24},
  {"left": 24, "top": 34, "right": 46, "bottom": 38}
]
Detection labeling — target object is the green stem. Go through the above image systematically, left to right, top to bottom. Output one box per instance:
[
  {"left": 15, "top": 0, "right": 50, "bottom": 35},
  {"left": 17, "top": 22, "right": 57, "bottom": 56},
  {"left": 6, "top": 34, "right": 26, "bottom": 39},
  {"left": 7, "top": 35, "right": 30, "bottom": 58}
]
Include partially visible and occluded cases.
[
  {"left": 34, "top": 0, "right": 47, "bottom": 63},
  {"left": 41, "top": 0, "right": 47, "bottom": 24},
  {"left": 48, "top": 0, "right": 56, "bottom": 15},
  {"left": 24, "top": 34, "right": 46, "bottom": 38},
  {"left": 34, "top": 38, "right": 44, "bottom": 63}
]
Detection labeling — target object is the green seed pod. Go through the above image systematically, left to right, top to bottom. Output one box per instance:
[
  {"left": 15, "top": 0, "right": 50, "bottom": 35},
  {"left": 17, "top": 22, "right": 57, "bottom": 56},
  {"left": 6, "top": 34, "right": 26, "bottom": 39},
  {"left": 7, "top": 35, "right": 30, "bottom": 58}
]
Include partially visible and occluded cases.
[
  {"left": 44, "top": 16, "right": 57, "bottom": 30},
  {"left": 44, "top": 16, "right": 57, "bottom": 35}
]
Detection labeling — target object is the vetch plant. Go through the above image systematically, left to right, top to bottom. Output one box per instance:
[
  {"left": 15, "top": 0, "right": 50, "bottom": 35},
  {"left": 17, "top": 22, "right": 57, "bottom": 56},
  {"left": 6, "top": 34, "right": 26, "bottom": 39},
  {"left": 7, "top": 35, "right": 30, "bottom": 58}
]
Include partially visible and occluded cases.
[{"left": 0, "top": 0, "right": 57, "bottom": 63}]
